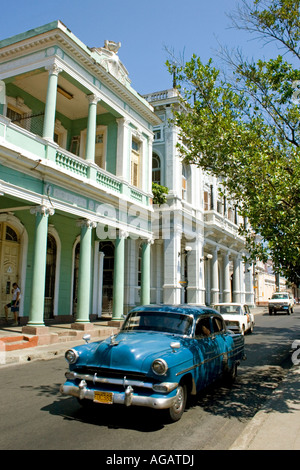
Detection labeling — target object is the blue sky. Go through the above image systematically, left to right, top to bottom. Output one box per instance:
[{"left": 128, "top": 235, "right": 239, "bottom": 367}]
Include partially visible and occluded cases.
[{"left": 1, "top": 0, "right": 280, "bottom": 95}]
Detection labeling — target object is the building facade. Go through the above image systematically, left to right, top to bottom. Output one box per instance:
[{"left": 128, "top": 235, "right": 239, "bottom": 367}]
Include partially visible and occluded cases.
[
  {"left": 0, "top": 21, "right": 160, "bottom": 329},
  {"left": 0, "top": 22, "right": 255, "bottom": 332},
  {"left": 144, "top": 89, "right": 255, "bottom": 308}
]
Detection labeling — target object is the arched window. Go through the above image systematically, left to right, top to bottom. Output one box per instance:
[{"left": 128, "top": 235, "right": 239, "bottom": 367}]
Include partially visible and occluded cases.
[
  {"left": 152, "top": 154, "right": 161, "bottom": 184},
  {"left": 5, "top": 225, "right": 18, "bottom": 242}
]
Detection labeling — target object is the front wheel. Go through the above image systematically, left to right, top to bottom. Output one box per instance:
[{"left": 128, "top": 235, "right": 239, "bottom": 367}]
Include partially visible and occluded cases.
[{"left": 166, "top": 384, "right": 187, "bottom": 422}]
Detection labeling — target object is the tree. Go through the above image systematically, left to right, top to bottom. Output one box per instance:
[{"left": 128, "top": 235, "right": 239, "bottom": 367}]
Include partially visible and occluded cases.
[
  {"left": 167, "top": 0, "right": 300, "bottom": 284},
  {"left": 152, "top": 182, "right": 169, "bottom": 206}
]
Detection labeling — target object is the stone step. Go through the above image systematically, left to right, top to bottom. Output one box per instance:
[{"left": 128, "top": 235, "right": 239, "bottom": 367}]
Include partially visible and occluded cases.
[{"left": 1, "top": 335, "right": 38, "bottom": 351}]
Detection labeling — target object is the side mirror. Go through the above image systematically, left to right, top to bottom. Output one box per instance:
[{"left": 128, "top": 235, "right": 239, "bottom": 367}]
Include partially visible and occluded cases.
[{"left": 170, "top": 342, "right": 180, "bottom": 352}]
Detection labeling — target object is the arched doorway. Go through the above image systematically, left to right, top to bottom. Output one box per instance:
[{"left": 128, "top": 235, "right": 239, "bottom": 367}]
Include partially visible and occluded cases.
[
  {"left": 0, "top": 223, "right": 20, "bottom": 319},
  {"left": 44, "top": 233, "right": 57, "bottom": 319},
  {"left": 100, "top": 241, "right": 114, "bottom": 315}
]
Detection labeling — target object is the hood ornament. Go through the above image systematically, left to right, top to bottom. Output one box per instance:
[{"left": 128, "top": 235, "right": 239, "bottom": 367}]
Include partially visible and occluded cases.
[{"left": 110, "top": 331, "right": 119, "bottom": 346}]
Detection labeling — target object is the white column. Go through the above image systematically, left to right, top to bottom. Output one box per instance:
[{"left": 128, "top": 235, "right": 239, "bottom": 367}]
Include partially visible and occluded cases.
[
  {"left": 43, "top": 63, "right": 62, "bottom": 140},
  {"left": 85, "top": 94, "right": 100, "bottom": 162},
  {"left": 116, "top": 118, "right": 130, "bottom": 180},
  {"left": 163, "top": 227, "right": 182, "bottom": 304},
  {"left": 186, "top": 235, "right": 205, "bottom": 304},
  {"left": 126, "top": 239, "right": 137, "bottom": 308},
  {"left": 155, "top": 241, "right": 163, "bottom": 304},
  {"left": 93, "top": 243, "right": 105, "bottom": 318},
  {"left": 211, "top": 247, "right": 219, "bottom": 304},
  {"left": 223, "top": 251, "right": 231, "bottom": 303},
  {"left": 233, "top": 255, "right": 241, "bottom": 303},
  {"left": 240, "top": 257, "right": 246, "bottom": 303},
  {"left": 245, "top": 261, "right": 255, "bottom": 306}
]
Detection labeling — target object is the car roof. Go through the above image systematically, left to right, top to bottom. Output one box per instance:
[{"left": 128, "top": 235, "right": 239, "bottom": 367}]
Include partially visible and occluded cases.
[{"left": 129, "top": 304, "right": 222, "bottom": 318}]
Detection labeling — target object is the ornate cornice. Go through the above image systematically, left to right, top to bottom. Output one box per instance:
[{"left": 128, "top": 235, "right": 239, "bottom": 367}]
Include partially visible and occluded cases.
[{"left": 0, "top": 26, "right": 161, "bottom": 126}]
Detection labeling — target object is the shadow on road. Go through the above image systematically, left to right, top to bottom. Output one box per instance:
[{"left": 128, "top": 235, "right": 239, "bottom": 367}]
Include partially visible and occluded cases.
[
  {"left": 39, "top": 362, "right": 291, "bottom": 431},
  {"left": 41, "top": 394, "right": 165, "bottom": 432}
]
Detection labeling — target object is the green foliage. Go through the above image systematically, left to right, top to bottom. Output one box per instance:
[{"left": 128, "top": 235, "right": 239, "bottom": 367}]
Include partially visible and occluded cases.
[
  {"left": 167, "top": 0, "right": 300, "bottom": 284},
  {"left": 152, "top": 182, "right": 169, "bottom": 206}
]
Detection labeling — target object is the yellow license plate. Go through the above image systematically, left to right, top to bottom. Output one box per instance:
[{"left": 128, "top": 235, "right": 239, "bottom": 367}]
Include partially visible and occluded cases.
[{"left": 94, "top": 391, "right": 113, "bottom": 404}]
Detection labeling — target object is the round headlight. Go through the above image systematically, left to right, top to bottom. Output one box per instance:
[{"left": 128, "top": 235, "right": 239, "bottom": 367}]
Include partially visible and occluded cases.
[
  {"left": 65, "top": 349, "right": 79, "bottom": 364},
  {"left": 152, "top": 358, "right": 168, "bottom": 375}
]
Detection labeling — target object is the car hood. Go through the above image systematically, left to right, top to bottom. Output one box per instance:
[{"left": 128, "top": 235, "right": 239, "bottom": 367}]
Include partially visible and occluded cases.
[{"left": 73, "top": 331, "right": 190, "bottom": 374}]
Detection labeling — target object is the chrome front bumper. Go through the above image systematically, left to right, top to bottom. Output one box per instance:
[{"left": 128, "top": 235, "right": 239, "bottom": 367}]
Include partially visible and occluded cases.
[{"left": 60, "top": 380, "right": 176, "bottom": 410}]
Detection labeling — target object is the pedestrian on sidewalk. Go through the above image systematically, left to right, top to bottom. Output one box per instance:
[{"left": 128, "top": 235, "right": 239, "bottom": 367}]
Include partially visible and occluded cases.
[{"left": 4, "top": 283, "right": 21, "bottom": 326}]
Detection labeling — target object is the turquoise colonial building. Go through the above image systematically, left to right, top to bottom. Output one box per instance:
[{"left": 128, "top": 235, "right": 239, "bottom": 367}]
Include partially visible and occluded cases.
[
  {"left": 0, "top": 21, "right": 160, "bottom": 329},
  {"left": 0, "top": 21, "right": 255, "bottom": 332}
]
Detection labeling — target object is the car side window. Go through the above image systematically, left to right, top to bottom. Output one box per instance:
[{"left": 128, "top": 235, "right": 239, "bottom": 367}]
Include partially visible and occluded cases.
[
  {"left": 212, "top": 316, "right": 224, "bottom": 334},
  {"left": 195, "top": 317, "right": 211, "bottom": 338}
]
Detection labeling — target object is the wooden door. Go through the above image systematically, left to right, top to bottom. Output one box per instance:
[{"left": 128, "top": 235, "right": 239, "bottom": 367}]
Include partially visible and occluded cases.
[{"left": 0, "top": 224, "right": 20, "bottom": 317}]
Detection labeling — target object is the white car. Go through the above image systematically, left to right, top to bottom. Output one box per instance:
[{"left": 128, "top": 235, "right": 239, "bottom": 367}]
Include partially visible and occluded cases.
[
  {"left": 268, "top": 292, "right": 295, "bottom": 315},
  {"left": 214, "top": 303, "right": 254, "bottom": 335}
]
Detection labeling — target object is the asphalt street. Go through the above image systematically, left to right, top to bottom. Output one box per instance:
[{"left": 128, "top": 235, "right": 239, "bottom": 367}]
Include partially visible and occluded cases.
[{"left": 0, "top": 307, "right": 299, "bottom": 450}]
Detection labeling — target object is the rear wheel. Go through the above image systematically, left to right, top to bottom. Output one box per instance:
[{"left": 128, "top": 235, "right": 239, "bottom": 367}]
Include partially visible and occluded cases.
[
  {"left": 223, "top": 362, "right": 238, "bottom": 387},
  {"left": 166, "top": 383, "right": 187, "bottom": 422}
]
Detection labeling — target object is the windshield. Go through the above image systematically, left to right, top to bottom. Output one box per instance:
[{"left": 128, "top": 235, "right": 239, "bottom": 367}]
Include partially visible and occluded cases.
[
  {"left": 271, "top": 293, "right": 289, "bottom": 299},
  {"left": 215, "top": 305, "right": 243, "bottom": 315},
  {"left": 122, "top": 311, "right": 194, "bottom": 336}
]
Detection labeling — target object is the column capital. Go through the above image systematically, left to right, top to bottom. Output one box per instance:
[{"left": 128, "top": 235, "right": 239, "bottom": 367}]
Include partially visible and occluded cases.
[
  {"left": 45, "top": 63, "right": 62, "bottom": 76},
  {"left": 87, "top": 93, "right": 101, "bottom": 105},
  {"left": 116, "top": 117, "right": 130, "bottom": 127},
  {"left": 30, "top": 205, "right": 55, "bottom": 217},
  {"left": 77, "top": 219, "right": 97, "bottom": 229},
  {"left": 119, "top": 229, "right": 129, "bottom": 239},
  {"left": 142, "top": 237, "right": 154, "bottom": 245}
]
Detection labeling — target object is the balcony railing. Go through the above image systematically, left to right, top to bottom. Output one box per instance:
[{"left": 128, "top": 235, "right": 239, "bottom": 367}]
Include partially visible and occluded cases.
[
  {"left": 143, "top": 89, "right": 179, "bottom": 103},
  {"left": 0, "top": 115, "right": 149, "bottom": 206},
  {"left": 56, "top": 150, "right": 88, "bottom": 178},
  {"left": 204, "top": 210, "right": 241, "bottom": 236}
]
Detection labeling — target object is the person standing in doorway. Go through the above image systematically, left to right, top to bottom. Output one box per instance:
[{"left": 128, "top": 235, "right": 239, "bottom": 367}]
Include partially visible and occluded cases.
[{"left": 4, "top": 283, "right": 21, "bottom": 326}]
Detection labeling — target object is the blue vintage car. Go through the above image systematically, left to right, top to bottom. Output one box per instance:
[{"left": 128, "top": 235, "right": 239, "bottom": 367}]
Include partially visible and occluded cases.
[{"left": 60, "top": 305, "right": 245, "bottom": 422}]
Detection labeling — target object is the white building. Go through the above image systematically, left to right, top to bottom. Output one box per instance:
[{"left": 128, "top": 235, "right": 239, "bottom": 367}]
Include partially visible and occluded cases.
[{"left": 144, "top": 89, "right": 255, "bottom": 307}]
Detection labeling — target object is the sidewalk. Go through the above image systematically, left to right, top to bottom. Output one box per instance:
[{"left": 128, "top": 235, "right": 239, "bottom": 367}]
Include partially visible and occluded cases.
[{"left": 0, "top": 318, "right": 120, "bottom": 366}]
